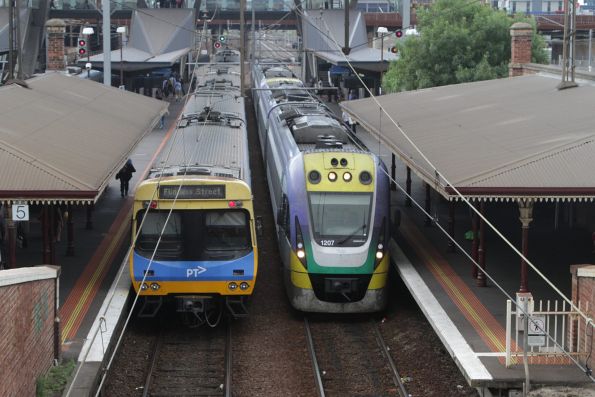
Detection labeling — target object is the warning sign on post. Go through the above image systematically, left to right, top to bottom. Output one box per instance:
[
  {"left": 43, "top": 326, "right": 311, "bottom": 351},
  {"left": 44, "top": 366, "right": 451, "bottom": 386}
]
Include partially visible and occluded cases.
[{"left": 527, "top": 315, "right": 546, "bottom": 347}]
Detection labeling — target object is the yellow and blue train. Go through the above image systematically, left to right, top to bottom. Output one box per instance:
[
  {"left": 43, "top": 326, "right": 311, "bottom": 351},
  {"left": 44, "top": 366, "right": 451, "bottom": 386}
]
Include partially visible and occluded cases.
[
  {"left": 131, "top": 52, "right": 259, "bottom": 323},
  {"left": 252, "top": 62, "right": 393, "bottom": 313}
]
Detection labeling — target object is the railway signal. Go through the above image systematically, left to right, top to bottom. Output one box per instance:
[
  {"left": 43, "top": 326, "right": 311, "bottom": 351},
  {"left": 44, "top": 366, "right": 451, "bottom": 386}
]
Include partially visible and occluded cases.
[
  {"left": 395, "top": 30, "right": 403, "bottom": 38},
  {"left": 219, "top": 35, "right": 226, "bottom": 43},
  {"left": 78, "top": 38, "right": 87, "bottom": 56},
  {"left": 214, "top": 41, "right": 222, "bottom": 49},
  {"left": 390, "top": 46, "right": 398, "bottom": 54}
]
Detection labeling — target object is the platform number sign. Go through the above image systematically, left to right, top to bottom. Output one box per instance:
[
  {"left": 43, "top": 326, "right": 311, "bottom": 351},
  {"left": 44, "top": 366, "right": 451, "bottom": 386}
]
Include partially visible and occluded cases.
[
  {"left": 12, "top": 203, "right": 29, "bottom": 221},
  {"left": 527, "top": 315, "right": 546, "bottom": 346}
]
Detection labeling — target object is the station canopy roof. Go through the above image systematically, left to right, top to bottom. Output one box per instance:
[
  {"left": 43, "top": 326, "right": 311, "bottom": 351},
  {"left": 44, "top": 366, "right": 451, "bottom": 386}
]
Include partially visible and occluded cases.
[
  {"left": 85, "top": 9, "right": 195, "bottom": 71},
  {"left": 301, "top": 9, "right": 397, "bottom": 73},
  {"left": 0, "top": 73, "right": 167, "bottom": 205},
  {"left": 341, "top": 74, "right": 595, "bottom": 203}
]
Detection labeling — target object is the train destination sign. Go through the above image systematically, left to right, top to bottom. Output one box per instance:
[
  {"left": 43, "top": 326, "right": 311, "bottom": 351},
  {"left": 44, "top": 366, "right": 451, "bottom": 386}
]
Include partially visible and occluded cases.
[{"left": 159, "top": 185, "right": 226, "bottom": 200}]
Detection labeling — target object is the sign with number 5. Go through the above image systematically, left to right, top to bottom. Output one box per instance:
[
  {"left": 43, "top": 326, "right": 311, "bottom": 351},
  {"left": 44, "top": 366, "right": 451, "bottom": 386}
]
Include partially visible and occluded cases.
[{"left": 12, "top": 204, "right": 29, "bottom": 221}]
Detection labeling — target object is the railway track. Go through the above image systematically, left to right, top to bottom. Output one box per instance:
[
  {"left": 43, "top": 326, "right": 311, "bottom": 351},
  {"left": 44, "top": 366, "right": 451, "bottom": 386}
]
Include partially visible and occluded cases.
[
  {"left": 304, "top": 317, "right": 409, "bottom": 397},
  {"left": 141, "top": 320, "right": 233, "bottom": 397}
]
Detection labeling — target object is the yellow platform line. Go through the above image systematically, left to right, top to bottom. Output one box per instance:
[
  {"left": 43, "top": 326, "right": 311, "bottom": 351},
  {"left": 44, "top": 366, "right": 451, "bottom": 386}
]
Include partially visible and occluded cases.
[{"left": 61, "top": 208, "right": 131, "bottom": 344}]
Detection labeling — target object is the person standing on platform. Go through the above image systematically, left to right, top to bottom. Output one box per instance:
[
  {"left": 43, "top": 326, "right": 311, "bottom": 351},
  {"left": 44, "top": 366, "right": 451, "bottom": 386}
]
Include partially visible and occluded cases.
[
  {"left": 174, "top": 79, "right": 182, "bottom": 102},
  {"left": 116, "top": 159, "right": 136, "bottom": 197}
]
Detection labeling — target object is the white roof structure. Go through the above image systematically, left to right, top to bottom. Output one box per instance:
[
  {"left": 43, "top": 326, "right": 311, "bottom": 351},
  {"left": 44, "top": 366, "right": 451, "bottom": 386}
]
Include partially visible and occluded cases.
[
  {"left": 86, "top": 9, "right": 195, "bottom": 71},
  {"left": 301, "top": 9, "right": 397, "bottom": 72},
  {"left": 341, "top": 73, "right": 595, "bottom": 202}
]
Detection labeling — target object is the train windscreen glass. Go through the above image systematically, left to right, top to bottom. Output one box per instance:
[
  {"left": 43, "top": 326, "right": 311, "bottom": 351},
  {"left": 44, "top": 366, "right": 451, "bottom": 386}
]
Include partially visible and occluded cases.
[
  {"left": 308, "top": 192, "right": 372, "bottom": 246},
  {"left": 136, "top": 210, "right": 251, "bottom": 260}
]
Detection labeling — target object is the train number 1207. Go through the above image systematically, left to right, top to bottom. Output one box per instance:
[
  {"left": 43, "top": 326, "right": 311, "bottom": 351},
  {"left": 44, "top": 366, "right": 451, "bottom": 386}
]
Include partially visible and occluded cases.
[{"left": 320, "top": 240, "right": 335, "bottom": 246}]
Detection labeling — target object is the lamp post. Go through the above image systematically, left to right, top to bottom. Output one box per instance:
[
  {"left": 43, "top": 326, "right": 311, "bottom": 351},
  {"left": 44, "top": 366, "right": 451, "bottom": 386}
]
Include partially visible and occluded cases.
[
  {"left": 82, "top": 26, "right": 94, "bottom": 78},
  {"left": 117, "top": 26, "right": 127, "bottom": 89},
  {"left": 377, "top": 26, "right": 388, "bottom": 94}
]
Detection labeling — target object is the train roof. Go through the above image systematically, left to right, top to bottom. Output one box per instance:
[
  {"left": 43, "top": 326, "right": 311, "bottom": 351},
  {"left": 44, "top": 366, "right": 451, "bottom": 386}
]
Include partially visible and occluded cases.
[{"left": 151, "top": 63, "right": 248, "bottom": 185}]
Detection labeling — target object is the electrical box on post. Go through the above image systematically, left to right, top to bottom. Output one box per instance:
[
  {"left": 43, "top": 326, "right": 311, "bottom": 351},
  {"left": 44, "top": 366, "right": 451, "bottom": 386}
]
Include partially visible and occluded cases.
[{"left": 516, "top": 292, "right": 534, "bottom": 331}]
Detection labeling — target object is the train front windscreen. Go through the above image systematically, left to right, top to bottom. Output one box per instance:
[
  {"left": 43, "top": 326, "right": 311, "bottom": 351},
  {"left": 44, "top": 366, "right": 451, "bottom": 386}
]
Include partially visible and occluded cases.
[
  {"left": 308, "top": 192, "right": 373, "bottom": 247},
  {"left": 135, "top": 209, "right": 252, "bottom": 261}
]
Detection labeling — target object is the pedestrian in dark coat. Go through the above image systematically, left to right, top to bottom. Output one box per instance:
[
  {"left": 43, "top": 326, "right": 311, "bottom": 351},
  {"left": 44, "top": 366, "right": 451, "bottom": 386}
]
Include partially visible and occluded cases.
[{"left": 116, "top": 159, "right": 136, "bottom": 197}]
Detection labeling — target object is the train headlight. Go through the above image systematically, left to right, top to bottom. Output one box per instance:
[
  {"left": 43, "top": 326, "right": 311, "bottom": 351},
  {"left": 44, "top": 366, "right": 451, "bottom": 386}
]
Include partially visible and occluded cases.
[
  {"left": 308, "top": 170, "right": 321, "bottom": 184},
  {"left": 359, "top": 171, "right": 372, "bottom": 185},
  {"left": 328, "top": 172, "right": 337, "bottom": 182},
  {"left": 343, "top": 172, "right": 352, "bottom": 182},
  {"left": 295, "top": 218, "right": 307, "bottom": 268},
  {"left": 375, "top": 219, "right": 387, "bottom": 269},
  {"left": 228, "top": 282, "right": 238, "bottom": 291},
  {"left": 239, "top": 282, "right": 249, "bottom": 290},
  {"left": 140, "top": 283, "right": 149, "bottom": 291},
  {"left": 150, "top": 283, "right": 160, "bottom": 291}
]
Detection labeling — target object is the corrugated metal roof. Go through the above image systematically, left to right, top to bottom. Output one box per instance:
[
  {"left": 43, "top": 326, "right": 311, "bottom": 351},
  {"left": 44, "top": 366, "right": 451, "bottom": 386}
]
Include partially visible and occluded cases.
[
  {"left": 0, "top": 73, "right": 167, "bottom": 204},
  {"left": 341, "top": 74, "right": 595, "bottom": 202}
]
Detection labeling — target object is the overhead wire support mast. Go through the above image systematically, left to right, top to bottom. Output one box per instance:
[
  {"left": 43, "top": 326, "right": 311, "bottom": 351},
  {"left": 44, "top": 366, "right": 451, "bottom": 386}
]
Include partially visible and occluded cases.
[{"left": 558, "top": 0, "right": 578, "bottom": 89}]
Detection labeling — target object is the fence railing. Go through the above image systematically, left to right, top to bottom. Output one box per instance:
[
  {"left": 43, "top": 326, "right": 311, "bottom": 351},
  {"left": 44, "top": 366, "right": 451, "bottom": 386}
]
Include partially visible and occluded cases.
[{"left": 505, "top": 299, "right": 592, "bottom": 367}]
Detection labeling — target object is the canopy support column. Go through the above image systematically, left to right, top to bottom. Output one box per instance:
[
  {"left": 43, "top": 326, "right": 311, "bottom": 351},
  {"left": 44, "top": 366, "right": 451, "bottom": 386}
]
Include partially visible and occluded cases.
[
  {"left": 405, "top": 166, "right": 412, "bottom": 207},
  {"left": 518, "top": 200, "right": 534, "bottom": 293},
  {"left": 477, "top": 202, "right": 487, "bottom": 287},
  {"left": 66, "top": 204, "right": 74, "bottom": 256}
]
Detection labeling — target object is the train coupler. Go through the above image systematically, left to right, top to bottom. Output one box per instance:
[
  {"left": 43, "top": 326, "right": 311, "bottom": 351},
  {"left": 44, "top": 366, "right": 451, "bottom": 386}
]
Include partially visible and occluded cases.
[
  {"left": 137, "top": 296, "right": 163, "bottom": 318},
  {"left": 226, "top": 296, "right": 249, "bottom": 318}
]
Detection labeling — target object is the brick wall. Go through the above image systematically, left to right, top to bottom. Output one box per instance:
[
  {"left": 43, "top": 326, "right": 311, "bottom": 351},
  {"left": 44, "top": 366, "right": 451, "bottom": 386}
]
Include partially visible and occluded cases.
[
  {"left": 46, "top": 19, "right": 66, "bottom": 71},
  {"left": 509, "top": 22, "right": 533, "bottom": 77},
  {"left": 570, "top": 264, "right": 595, "bottom": 368},
  {"left": 0, "top": 267, "right": 60, "bottom": 397}
]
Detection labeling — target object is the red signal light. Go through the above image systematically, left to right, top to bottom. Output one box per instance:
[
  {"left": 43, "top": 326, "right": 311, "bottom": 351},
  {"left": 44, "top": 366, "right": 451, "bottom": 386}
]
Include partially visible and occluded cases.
[
  {"left": 395, "top": 30, "right": 403, "bottom": 38},
  {"left": 78, "top": 39, "right": 86, "bottom": 47},
  {"left": 214, "top": 41, "right": 221, "bottom": 49},
  {"left": 78, "top": 48, "right": 87, "bottom": 55}
]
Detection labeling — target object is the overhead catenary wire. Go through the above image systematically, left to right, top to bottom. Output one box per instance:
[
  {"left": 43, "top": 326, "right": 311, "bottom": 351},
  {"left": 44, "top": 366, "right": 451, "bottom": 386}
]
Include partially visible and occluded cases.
[{"left": 294, "top": 7, "right": 595, "bottom": 381}]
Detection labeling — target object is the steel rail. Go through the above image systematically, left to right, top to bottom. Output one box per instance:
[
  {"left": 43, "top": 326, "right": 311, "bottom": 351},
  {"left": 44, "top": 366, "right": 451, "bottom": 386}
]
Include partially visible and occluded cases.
[
  {"left": 304, "top": 317, "right": 326, "bottom": 397},
  {"left": 224, "top": 321, "right": 233, "bottom": 397},
  {"left": 372, "top": 322, "right": 409, "bottom": 397},
  {"left": 142, "top": 331, "right": 164, "bottom": 397}
]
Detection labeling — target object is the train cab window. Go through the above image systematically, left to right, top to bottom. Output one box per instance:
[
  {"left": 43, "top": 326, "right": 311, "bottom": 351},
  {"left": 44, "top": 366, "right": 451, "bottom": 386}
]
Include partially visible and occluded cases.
[
  {"left": 308, "top": 192, "right": 372, "bottom": 247},
  {"left": 204, "top": 210, "right": 251, "bottom": 253},
  {"left": 136, "top": 211, "right": 183, "bottom": 259}
]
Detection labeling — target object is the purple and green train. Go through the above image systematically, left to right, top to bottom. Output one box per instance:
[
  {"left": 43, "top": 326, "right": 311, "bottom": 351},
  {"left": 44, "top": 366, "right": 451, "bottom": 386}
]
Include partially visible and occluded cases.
[{"left": 252, "top": 62, "right": 393, "bottom": 313}]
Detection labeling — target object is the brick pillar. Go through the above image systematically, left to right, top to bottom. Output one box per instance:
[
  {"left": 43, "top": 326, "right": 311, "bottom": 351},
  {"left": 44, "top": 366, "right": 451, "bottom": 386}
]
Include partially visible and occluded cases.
[
  {"left": 45, "top": 19, "right": 66, "bottom": 71},
  {"left": 509, "top": 22, "right": 533, "bottom": 77},
  {"left": 570, "top": 264, "right": 595, "bottom": 369}
]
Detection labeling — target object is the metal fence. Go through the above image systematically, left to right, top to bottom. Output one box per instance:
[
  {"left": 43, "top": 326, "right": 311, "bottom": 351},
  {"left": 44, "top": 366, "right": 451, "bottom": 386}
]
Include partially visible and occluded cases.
[{"left": 505, "top": 299, "right": 592, "bottom": 367}]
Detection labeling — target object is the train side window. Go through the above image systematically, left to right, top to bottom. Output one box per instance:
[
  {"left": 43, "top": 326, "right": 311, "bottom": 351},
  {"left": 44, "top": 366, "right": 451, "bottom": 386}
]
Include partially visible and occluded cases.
[{"left": 277, "top": 195, "right": 290, "bottom": 237}]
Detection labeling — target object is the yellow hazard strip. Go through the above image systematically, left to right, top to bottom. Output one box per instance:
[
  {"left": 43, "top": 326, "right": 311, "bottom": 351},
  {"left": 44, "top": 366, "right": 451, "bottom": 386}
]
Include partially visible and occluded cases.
[
  {"left": 61, "top": 208, "right": 131, "bottom": 344},
  {"left": 402, "top": 216, "right": 507, "bottom": 353}
]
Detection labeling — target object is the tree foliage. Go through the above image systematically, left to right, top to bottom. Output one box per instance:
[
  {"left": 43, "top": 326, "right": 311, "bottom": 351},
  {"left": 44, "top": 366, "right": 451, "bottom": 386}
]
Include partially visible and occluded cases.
[{"left": 382, "top": 0, "right": 548, "bottom": 92}]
